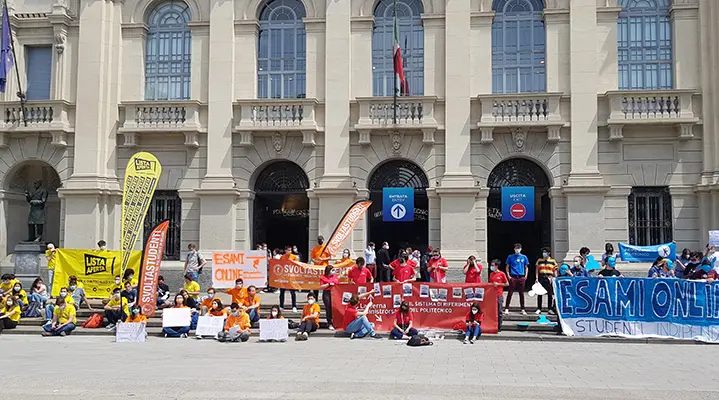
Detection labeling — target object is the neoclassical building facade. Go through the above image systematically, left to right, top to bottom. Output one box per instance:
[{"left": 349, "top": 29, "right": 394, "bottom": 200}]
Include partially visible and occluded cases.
[{"left": 0, "top": 0, "right": 716, "bottom": 265}]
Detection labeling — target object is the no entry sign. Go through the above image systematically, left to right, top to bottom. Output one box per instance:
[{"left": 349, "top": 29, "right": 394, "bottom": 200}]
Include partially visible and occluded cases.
[{"left": 501, "top": 186, "right": 534, "bottom": 222}]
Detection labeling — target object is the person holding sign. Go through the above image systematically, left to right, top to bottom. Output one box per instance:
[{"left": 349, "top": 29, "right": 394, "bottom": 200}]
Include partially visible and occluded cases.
[
  {"left": 310, "top": 236, "right": 332, "bottom": 266},
  {"left": 320, "top": 266, "right": 339, "bottom": 331},
  {"left": 226, "top": 278, "right": 248, "bottom": 305},
  {"left": 241, "top": 286, "right": 261, "bottom": 324},
  {"left": 104, "top": 288, "right": 130, "bottom": 330},
  {"left": 199, "top": 288, "right": 218, "bottom": 316},
  {"left": 343, "top": 292, "right": 382, "bottom": 340},
  {"left": 296, "top": 293, "right": 321, "bottom": 341},
  {"left": 162, "top": 294, "right": 193, "bottom": 338},
  {"left": 42, "top": 297, "right": 76, "bottom": 337},
  {"left": 390, "top": 301, "right": 418, "bottom": 340},
  {"left": 463, "top": 302, "right": 484, "bottom": 344},
  {"left": 218, "top": 303, "right": 251, "bottom": 343},
  {"left": 125, "top": 304, "right": 147, "bottom": 324}
]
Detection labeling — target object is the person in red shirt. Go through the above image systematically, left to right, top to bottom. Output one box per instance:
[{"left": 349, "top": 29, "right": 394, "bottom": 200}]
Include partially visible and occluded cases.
[
  {"left": 427, "top": 249, "right": 449, "bottom": 283},
  {"left": 389, "top": 251, "right": 417, "bottom": 272},
  {"left": 463, "top": 255, "right": 483, "bottom": 283},
  {"left": 393, "top": 256, "right": 416, "bottom": 284},
  {"left": 348, "top": 257, "right": 373, "bottom": 284},
  {"left": 488, "top": 259, "right": 509, "bottom": 331},
  {"left": 320, "top": 265, "right": 340, "bottom": 330},
  {"left": 343, "top": 291, "right": 382, "bottom": 339},
  {"left": 389, "top": 301, "right": 418, "bottom": 340},
  {"left": 464, "top": 302, "right": 484, "bottom": 344}
]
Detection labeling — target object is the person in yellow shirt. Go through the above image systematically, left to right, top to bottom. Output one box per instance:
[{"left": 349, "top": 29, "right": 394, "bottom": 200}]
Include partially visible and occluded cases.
[
  {"left": 46, "top": 243, "right": 57, "bottom": 293},
  {"left": 279, "top": 247, "right": 299, "bottom": 312},
  {"left": 183, "top": 273, "right": 201, "bottom": 300},
  {"left": 0, "top": 274, "right": 20, "bottom": 297},
  {"left": 225, "top": 278, "right": 248, "bottom": 305},
  {"left": 7, "top": 281, "right": 28, "bottom": 308},
  {"left": 241, "top": 285, "right": 261, "bottom": 324},
  {"left": 44, "top": 287, "right": 81, "bottom": 326},
  {"left": 104, "top": 288, "right": 130, "bottom": 330},
  {"left": 296, "top": 293, "right": 321, "bottom": 341},
  {"left": 0, "top": 296, "right": 21, "bottom": 334},
  {"left": 42, "top": 297, "right": 76, "bottom": 336},
  {"left": 218, "top": 303, "right": 250, "bottom": 342}
]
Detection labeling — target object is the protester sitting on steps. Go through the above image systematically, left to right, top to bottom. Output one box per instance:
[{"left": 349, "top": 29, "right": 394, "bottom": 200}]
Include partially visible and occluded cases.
[
  {"left": 597, "top": 257, "right": 623, "bottom": 278},
  {"left": 320, "top": 265, "right": 339, "bottom": 331},
  {"left": 122, "top": 269, "right": 136, "bottom": 289},
  {"left": 183, "top": 273, "right": 201, "bottom": 301},
  {"left": 0, "top": 274, "right": 20, "bottom": 297},
  {"left": 156, "top": 275, "right": 172, "bottom": 309},
  {"left": 67, "top": 276, "right": 92, "bottom": 311},
  {"left": 25, "top": 278, "right": 48, "bottom": 317},
  {"left": 7, "top": 281, "right": 28, "bottom": 309},
  {"left": 121, "top": 281, "right": 137, "bottom": 305},
  {"left": 241, "top": 285, "right": 261, "bottom": 324},
  {"left": 45, "top": 286, "right": 94, "bottom": 324},
  {"left": 104, "top": 287, "right": 130, "bottom": 331},
  {"left": 199, "top": 288, "right": 217, "bottom": 315},
  {"left": 178, "top": 289, "right": 198, "bottom": 309},
  {"left": 343, "top": 291, "right": 382, "bottom": 340},
  {"left": 296, "top": 293, "right": 321, "bottom": 341},
  {"left": 163, "top": 294, "right": 192, "bottom": 338},
  {"left": 0, "top": 296, "right": 21, "bottom": 334},
  {"left": 42, "top": 297, "right": 76, "bottom": 337},
  {"left": 205, "top": 298, "right": 227, "bottom": 317},
  {"left": 390, "top": 301, "right": 418, "bottom": 340},
  {"left": 463, "top": 302, "right": 483, "bottom": 344},
  {"left": 218, "top": 303, "right": 251, "bottom": 343},
  {"left": 125, "top": 304, "right": 147, "bottom": 324},
  {"left": 268, "top": 305, "right": 284, "bottom": 319}
]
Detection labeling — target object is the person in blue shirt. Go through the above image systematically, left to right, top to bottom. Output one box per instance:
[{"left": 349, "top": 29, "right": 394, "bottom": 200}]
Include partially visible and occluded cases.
[
  {"left": 503, "top": 243, "right": 529, "bottom": 316},
  {"left": 570, "top": 256, "right": 589, "bottom": 277},
  {"left": 647, "top": 256, "right": 664, "bottom": 278},
  {"left": 557, "top": 264, "right": 572, "bottom": 277}
]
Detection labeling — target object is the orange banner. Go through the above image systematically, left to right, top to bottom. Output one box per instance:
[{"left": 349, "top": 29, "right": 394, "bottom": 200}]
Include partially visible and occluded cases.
[
  {"left": 323, "top": 200, "right": 372, "bottom": 257},
  {"left": 137, "top": 220, "right": 169, "bottom": 317},
  {"left": 269, "top": 259, "right": 353, "bottom": 290}
]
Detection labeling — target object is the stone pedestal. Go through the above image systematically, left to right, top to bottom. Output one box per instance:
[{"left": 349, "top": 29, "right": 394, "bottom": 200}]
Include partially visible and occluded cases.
[{"left": 13, "top": 241, "right": 45, "bottom": 287}]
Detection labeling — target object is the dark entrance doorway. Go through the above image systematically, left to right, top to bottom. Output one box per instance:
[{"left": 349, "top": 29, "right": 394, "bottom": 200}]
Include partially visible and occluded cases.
[
  {"left": 487, "top": 158, "right": 551, "bottom": 283},
  {"left": 368, "top": 160, "right": 429, "bottom": 255},
  {"left": 253, "top": 161, "right": 310, "bottom": 261}
]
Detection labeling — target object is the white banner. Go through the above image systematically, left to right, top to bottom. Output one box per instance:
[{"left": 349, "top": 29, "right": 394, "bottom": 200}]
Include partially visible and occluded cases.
[
  {"left": 211, "top": 250, "right": 267, "bottom": 288},
  {"left": 162, "top": 308, "right": 191, "bottom": 327},
  {"left": 196, "top": 316, "right": 226, "bottom": 337},
  {"left": 560, "top": 318, "right": 719, "bottom": 343},
  {"left": 259, "top": 319, "right": 289, "bottom": 341},
  {"left": 116, "top": 322, "right": 147, "bottom": 343}
]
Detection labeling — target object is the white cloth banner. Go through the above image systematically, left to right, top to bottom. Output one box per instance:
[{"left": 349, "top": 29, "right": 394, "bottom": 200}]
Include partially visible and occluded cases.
[
  {"left": 211, "top": 250, "right": 268, "bottom": 288},
  {"left": 162, "top": 308, "right": 191, "bottom": 327},
  {"left": 196, "top": 316, "right": 226, "bottom": 337},
  {"left": 560, "top": 317, "right": 719, "bottom": 343},
  {"left": 259, "top": 319, "right": 289, "bottom": 341},
  {"left": 116, "top": 322, "right": 147, "bottom": 343}
]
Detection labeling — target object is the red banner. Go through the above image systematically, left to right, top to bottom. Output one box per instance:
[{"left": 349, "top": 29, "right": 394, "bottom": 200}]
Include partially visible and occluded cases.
[
  {"left": 323, "top": 200, "right": 372, "bottom": 257},
  {"left": 137, "top": 220, "right": 169, "bottom": 317},
  {"left": 269, "top": 259, "right": 352, "bottom": 290},
  {"left": 331, "top": 282, "right": 499, "bottom": 333}
]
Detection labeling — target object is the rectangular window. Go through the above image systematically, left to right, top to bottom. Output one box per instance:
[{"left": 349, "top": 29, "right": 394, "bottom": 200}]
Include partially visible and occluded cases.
[
  {"left": 25, "top": 46, "right": 52, "bottom": 100},
  {"left": 628, "top": 187, "right": 673, "bottom": 246},
  {"left": 143, "top": 190, "right": 182, "bottom": 261}
]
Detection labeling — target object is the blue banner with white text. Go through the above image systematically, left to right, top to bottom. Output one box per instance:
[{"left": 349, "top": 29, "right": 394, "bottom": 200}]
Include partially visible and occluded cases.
[
  {"left": 618, "top": 242, "right": 676, "bottom": 262},
  {"left": 554, "top": 277, "right": 719, "bottom": 342}
]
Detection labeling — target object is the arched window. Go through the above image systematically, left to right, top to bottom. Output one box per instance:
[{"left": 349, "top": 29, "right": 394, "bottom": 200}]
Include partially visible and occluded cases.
[
  {"left": 258, "top": 0, "right": 307, "bottom": 99},
  {"left": 372, "top": 0, "right": 424, "bottom": 96},
  {"left": 491, "top": 0, "right": 546, "bottom": 94},
  {"left": 618, "top": 0, "right": 673, "bottom": 90},
  {"left": 145, "top": 1, "right": 192, "bottom": 100}
]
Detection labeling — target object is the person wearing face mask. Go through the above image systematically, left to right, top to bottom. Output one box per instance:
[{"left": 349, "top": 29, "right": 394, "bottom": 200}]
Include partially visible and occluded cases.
[
  {"left": 310, "top": 236, "right": 332, "bottom": 267},
  {"left": 364, "top": 242, "right": 377, "bottom": 280},
  {"left": 376, "top": 242, "right": 391, "bottom": 283},
  {"left": 45, "top": 243, "right": 57, "bottom": 294},
  {"left": 504, "top": 243, "right": 529, "bottom": 316},
  {"left": 184, "top": 244, "right": 206, "bottom": 282},
  {"left": 279, "top": 246, "right": 299, "bottom": 312},
  {"left": 534, "top": 247, "right": 558, "bottom": 315},
  {"left": 674, "top": 248, "right": 691, "bottom": 279},
  {"left": 335, "top": 249, "right": 355, "bottom": 269},
  {"left": 427, "top": 249, "right": 449, "bottom": 283},
  {"left": 463, "top": 255, "right": 483, "bottom": 283},
  {"left": 392, "top": 256, "right": 417, "bottom": 284},
  {"left": 570, "top": 256, "right": 588, "bottom": 277},
  {"left": 597, "top": 256, "right": 624, "bottom": 278},
  {"left": 348, "top": 257, "right": 374, "bottom": 285},
  {"left": 488, "top": 259, "right": 509, "bottom": 331},
  {"left": 688, "top": 260, "right": 718, "bottom": 282},
  {"left": 320, "top": 265, "right": 339, "bottom": 330},
  {"left": 122, "top": 269, "right": 136, "bottom": 288},
  {"left": 183, "top": 273, "right": 201, "bottom": 301},
  {"left": 0, "top": 274, "right": 20, "bottom": 297},
  {"left": 156, "top": 275, "right": 172, "bottom": 308},
  {"left": 67, "top": 276, "right": 92, "bottom": 312},
  {"left": 25, "top": 278, "right": 48, "bottom": 317},
  {"left": 8, "top": 282, "right": 28, "bottom": 308},
  {"left": 121, "top": 282, "right": 137, "bottom": 304},
  {"left": 241, "top": 285, "right": 262, "bottom": 324},
  {"left": 44, "top": 287, "right": 74, "bottom": 324},
  {"left": 104, "top": 288, "right": 130, "bottom": 330},
  {"left": 200, "top": 288, "right": 218, "bottom": 316},
  {"left": 343, "top": 292, "right": 382, "bottom": 339},
  {"left": 296, "top": 293, "right": 321, "bottom": 340},
  {"left": 163, "top": 294, "right": 192, "bottom": 338},
  {"left": 0, "top": 296, "right": 21, "bottom": 334},
  {"left": 42, "top": 297, "right": 76, "bottom": 337},
  {"left": 207, "top": 299, "right": 227, "bottom": 317},
  {"left": 390, "top": 301, "right": 418, "bottom": 340},
  {"left": 218, "top": 303, "right": 251, "bottom": 342},
  {"left": 463, "top": 303, "right": 484, "bottom": 344},
  {"left": 125, "top": 304, "right": 147, "bottom": 324},
  {"left": 268, "top": 305, "right": 284, "bottom": 319}
]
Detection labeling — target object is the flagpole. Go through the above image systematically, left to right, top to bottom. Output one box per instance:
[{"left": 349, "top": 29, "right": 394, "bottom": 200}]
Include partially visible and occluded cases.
[{"left": 3, "top": 0, "right": 26, "bottom": 126}]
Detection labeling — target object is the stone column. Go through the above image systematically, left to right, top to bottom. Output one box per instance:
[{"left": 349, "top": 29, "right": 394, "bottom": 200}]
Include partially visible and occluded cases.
[
  {"left": 60, "top": 0, "right": 123, "bottom": 248},
  {"left": 196, "top": 0, "right": 238, "bottom": 251},
  {"left": 671, "top": 2, "right": 700, "bottom": 90},
  {"left": 594, "top": 6, "right": 621, "bottom": 93},
  {"left": 49, "top": 7, "right": 71, "bottom": 100},
  {"left": 544, "top": 8, "right": 571, "bottom": 93},
  {"left": 469, "top": 12, "right": 492, "bottom": 96},
  {"left": 424, "top": 15, "right": 446, "bottom": 96},
  {"left": 350, "top": 16, "right": 373, "bottom": 98},
  {"left": 306, "top": 18, "right": 326, "bottom": 99},
  {"left": 234, "top": 20, "right": 259, "bottom": 99},
  {"left": 190, "top": 22, "right": 210, "bottom": 103},
  {"left": 119, "top": 23, "right": 147, "bottom": 101}
]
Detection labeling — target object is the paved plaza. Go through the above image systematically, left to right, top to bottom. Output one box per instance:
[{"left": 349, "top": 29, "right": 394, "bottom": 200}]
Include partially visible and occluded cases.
[{"left": 1, "top": 336, "right": 717, "bottom": 399}]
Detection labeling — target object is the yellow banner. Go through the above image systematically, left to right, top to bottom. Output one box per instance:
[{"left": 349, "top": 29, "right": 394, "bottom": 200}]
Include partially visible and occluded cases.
[
  {"left": 121, "top": 152, "right": 162, "bottom": 275},
  {"left": 52, "top": 249, "right": 142, "bottom": 298}
]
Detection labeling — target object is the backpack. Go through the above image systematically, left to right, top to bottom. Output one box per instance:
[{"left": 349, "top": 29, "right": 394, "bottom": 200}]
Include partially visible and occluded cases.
[
  {"left": 82, "top": 313, "right": 104, "bottom": 329},
  {"left": 288, "top": 320, "right": 300, "bottom": 329},
  {"left": 407, "top": 334, "right": 433, "bottom": 347}
]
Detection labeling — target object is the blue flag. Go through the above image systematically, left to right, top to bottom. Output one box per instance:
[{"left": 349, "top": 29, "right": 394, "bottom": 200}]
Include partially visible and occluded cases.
[
  {"left": 0, "top": 4, "right": 14, "bottom": 93},
  {"left": 618, "top": 242, "right": 676, "bottom": 263}
]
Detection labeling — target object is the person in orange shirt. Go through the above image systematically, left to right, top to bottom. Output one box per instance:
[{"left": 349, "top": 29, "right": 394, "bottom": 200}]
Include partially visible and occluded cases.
[
  {"left": 310, "top": 236, "right": 332, "bottom": 266},
  {"left": 279, "top": 246, "right": 299, "bottom": 312},
  {"left": 334, "top": 249, "right": 354, "bottom": 269},
  {"left": 225, "top": 278, "right": 248, "bottom": 305},
  {"left": 241, "top": 285, "right": 261, "bottom": 324},
  {"left": 199, "top": 287, "right": 218, "bottom": 315},
  {"left": 296, "top": 293, "right": 321, "bottom": 341},
  {"left": 207, "top": 299, "right": 227, "bottom": 317},
  {"left": 218, "top": 303, "right": 250, "bottom": 342},
  {"left": 125, "top": 304, "right": 148, "bottom": 324}
]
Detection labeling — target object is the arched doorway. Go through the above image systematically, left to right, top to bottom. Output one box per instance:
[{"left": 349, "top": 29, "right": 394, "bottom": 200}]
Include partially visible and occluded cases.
[
  {"left": 487, "top": 158, "right": 551, "bottom": 283},
  {"left": 368, "top": 159, "right": 429, "bottom": 255},
  {"left": 2, "top": 161, "right": 62, "bottom": 251},
  {"left": 252, "top": 161, "right": 310, "bottom": 261}
]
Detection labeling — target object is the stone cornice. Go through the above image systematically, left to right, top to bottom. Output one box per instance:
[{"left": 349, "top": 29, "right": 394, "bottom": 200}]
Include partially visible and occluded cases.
[
  {"left": 670, "top": 3, "right": 699, "bottom": 21},
  {"left": 596, "top": 7, "right": 622, "bottom": 24},
  {"left": 543, "top": 9, "right": 569, "bottom": 24},
  {"left": 470, "top": 11, "right": 494, "bottom": 28},
  {"left": 421, "top": 14, "right": 445, "bottom": 29},
  {"left": 350, "top": 16, "right": 373, "bottom": 33},
  {"left": 304, "top": 17, "right": 326, "bottom": 33},
  {"left": 234, "top": 20, "right": 259, "bottom": 35},
  {"left": 188, "top": 21, "right": 210, "bottom": 35},
  {"left": 121, "top": 22, "right": 148, "bottom": 38}
]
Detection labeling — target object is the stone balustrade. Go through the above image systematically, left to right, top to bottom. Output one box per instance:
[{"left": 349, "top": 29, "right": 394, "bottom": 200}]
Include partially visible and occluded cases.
[
  {"left": 476, "top": 93, "right": 565, "bottom": 143},
  {"left": 234, "top": 98, "right": 321, "bottom": 147},
  {"left": 0, "top": 100, "right": 75, "bottom": 148},
  {"left": 118, "top": 100, "right": 205, "bottom": 148}
]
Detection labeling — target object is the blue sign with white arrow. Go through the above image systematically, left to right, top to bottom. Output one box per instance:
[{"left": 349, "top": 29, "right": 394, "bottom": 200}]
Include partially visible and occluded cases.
[{"left": 382, "top": 188, "right": 414, "bottom": 222}]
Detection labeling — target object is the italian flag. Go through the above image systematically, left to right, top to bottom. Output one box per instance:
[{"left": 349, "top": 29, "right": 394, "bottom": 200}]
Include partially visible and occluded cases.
[{"left": 393, "top": 1, "right": 406, "bottom": 96}]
